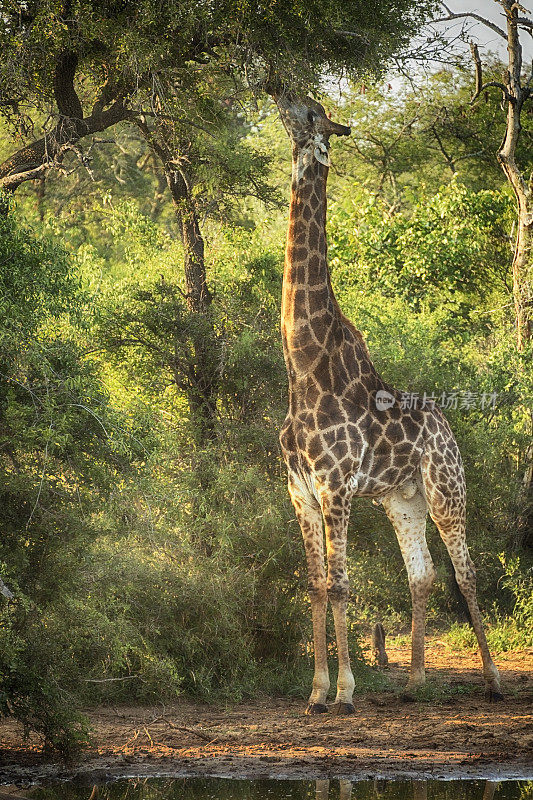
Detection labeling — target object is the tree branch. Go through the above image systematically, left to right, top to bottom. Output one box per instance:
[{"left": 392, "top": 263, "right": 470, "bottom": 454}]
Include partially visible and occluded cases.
[
  {"left": 436, "top": 6, "right": 507, "bottom": 40},
  {"left": 516, "top": 16, "right": 533, "bottom": 30},
  {"left": 334, "top": 29, "right": 371, "bottom": 46},
  {"left": 469, "top": 40, "right": 514, "bottom": 104},
  {"left": 470, "top": 42, "right": 483, "bottom": 100},
  {"left": 476, "top": 81, "right": 514, "bottom": 104},
  {"left": 0, "top": 99, "right": 129, "bottom": 192},
  {"left": 429, "top": 123, "right": 456, "bottom": 174}
]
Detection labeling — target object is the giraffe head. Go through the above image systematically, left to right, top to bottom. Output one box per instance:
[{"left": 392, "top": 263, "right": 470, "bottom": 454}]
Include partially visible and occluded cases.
[{"left": 272, "top": 89, "right": 350, "bottom": 170}]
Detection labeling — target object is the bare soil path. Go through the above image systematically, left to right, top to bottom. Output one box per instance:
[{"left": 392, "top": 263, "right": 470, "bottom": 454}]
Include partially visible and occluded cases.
[{"left": 0, "top": 638, "right": 532, "bottom": 784}]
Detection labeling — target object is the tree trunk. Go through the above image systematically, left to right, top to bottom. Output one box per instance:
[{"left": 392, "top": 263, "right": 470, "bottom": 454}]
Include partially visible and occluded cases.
[
  {"left": 495, "top": 2, "right": 531, "bottom": 351},
  {"left": 0, "top": 49, "right": 127, "bottom": 196},
  {"left": 133, "top": 117, "right": 221, "bottom": 446},
  {"left": 165, "top": 166, "right": 220, "bottom": 445},
  {"left": 510, "top": 209, "right": 532, "bottom": 351},
  {"left": 517, "top": 413, "right": 533, "bottom": 549}
]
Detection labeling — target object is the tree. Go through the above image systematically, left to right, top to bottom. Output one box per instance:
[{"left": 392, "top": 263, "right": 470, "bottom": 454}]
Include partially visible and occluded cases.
[
  {"left": 0, "top": 0, "right": 437, "bottom": 195},
  {"left": 0, "top": 0, "right": 438, "bottom": 441},
  {"left": 435, "top": 1, "right": 533, "bottom": 548},
  {"left": 436, "top": 2, "right": 532, "bottom": 351},
  {"left": 325, "top": 67, "right": 526, "bottom": 212},
  {"left": 129, "top": 70, "right": 273, "bottom": 442},
  {"left": 328, "top": 181, "right": 513, "bottom": 310}
]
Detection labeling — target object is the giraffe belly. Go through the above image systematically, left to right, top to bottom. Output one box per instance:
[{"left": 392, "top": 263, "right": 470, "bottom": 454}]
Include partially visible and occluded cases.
[{"left": 280, "top": 400, "right": 427, "bottom": 501}]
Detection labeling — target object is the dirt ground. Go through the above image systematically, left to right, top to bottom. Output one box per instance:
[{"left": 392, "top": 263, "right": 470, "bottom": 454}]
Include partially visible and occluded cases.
[{"left": 0, "top": 638, "right": 532, "bottom": 784}]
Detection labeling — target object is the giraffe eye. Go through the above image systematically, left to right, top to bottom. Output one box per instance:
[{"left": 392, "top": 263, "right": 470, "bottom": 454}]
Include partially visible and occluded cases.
[{"left": 307, "top": 109, "right": 317, "bottom": 124}]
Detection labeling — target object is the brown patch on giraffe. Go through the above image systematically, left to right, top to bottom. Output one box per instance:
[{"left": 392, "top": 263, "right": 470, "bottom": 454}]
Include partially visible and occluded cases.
[
  {"left": 309, "top": 192, "right": 320, "bottom": 210},
  {"left": 308, "top": 220, "right": 320, "bottom": 248},
  {"left": 292, "top": 246, "right": 308, "bottom": 262},
  {"left": 293, "top": 288, "right": 306, "bottom": 307},
  {"left": 308, "top": 289, "right": 329, "bottom": 316},
  {"left": 299, "top": 342, "right": 322, "bottom": 364},
  {"left": 314, "top": 354, "right": 333, "bottom": 391},
  {"left": 331, "top": 366, "right": 350, "bottom": 397},
  {"left": 304, "top": 381, "right": 321, "bottom": 407},
  {"left": 388, "top": 403, "right": 402, "bottom": 421},
  {"left": 426, "top": 413, "right": 439, "bottom": 433},
  {"left": 403, "top": 415, "right": 425, "bottom": 442},
  {"left": 386, "top": 421, "right": 403, "bottom": 441},
  {"left": 307, "top": 434, "right": 323, "bottom": 460},
  {"left": 329, "top": 439, "right": 349, "bottom": 461},
  {"left": 393, "top": 453, "right": 411, "bottom": 469},
  {"left": 380, "top": 466, "right": 401, "bottom": 483}
]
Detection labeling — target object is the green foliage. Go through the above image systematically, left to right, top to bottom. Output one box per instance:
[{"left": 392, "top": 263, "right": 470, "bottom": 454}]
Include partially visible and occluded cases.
[
  {"left": 0, "top": 0, "right": 438, "bottom": 112},
  {"left": 331, "top": 67, "right": 533, "bottom": 205},
  {"left": 329, "top": 182, "right": 513, "bottom": 310},
  {"left": 0, "top": 211, "right": 137, "bottom": 753},
  {"left": 0, "top": 211, "right": 75, "bottom": 328},
  {"left": 499, "top": 554, "right": 533, "bottom": 634},
  {"left": 0, "top": 603, "right": 91, "bottom": 757}
]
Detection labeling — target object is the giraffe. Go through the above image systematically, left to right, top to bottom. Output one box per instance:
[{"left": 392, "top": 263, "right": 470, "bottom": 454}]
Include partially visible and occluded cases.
[
  {"left": 273, "top": 89, "right": 503, "bottom": 714},
  {"left": 315, "top": 779, "right": 497, "bottom": 800}
]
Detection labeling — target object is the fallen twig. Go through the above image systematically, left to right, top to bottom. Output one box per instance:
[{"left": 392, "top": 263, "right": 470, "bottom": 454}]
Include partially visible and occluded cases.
[{"left": 146, "top": 715, "right": 215, "bottom": 742}]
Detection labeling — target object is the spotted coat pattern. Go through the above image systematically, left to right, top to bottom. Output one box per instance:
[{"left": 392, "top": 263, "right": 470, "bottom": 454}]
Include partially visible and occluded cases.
[{"left": 274, "top": 92, "right": 502, "bottom": 713}]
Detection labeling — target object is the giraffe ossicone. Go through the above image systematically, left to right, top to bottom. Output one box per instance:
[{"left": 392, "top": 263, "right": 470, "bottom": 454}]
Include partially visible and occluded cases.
[{"left": 272, "top": 87, "right": 503, "bottom": 714}]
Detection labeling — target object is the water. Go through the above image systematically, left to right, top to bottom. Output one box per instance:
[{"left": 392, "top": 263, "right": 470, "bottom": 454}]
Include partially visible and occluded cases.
[{"left": 9, "top": 777, "right": 532, "bottom": 800}]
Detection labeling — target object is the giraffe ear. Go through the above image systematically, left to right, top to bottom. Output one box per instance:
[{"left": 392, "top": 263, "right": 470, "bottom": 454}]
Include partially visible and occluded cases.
[{"left": 314, "top": 146, "right": 330, "bottom": 166}]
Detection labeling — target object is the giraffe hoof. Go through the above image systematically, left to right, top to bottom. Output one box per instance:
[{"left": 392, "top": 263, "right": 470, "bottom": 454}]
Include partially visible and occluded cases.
[
  {"left": 485, "top": 688, "right": 505, "bottom": 703},
  {"left": 400, "top": 691, "right": 417, "bottom": 703},
  {"left": 330, "top": 702, "right": 356, "bottom": 716},
  {"left": 305, "top": 703, "right": 328, "bottom": 715}
]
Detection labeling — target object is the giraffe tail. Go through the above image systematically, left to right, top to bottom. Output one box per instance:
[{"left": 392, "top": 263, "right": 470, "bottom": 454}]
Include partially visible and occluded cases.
[{"left": 371, "top": 622, "right": 389, "bottom": 667}]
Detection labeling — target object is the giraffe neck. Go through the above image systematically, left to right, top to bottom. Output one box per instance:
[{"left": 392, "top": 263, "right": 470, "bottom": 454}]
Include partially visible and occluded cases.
[{"left": 281, "top": 146, "right": 340, "bottom": 376}]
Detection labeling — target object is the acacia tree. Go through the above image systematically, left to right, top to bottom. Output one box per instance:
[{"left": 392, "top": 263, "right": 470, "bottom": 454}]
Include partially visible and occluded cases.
[
  {"left": 0, "top": 0, "right": 438, "bottom": 440},
  {"left": 0, "top": 0, "right": 437, "bottom": 195},
  {"left": 0, "top": 0, "right": 228, "bottom": 194},
  {"left": 331, "top": 69, "right": 515, "bottom": 211}
]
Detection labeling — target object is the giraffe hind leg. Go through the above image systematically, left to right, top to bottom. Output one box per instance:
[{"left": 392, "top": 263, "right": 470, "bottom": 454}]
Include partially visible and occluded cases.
[
  {"left": 421, "top": 453, "right": 503, "bottom": 701},
  {"left": 382, "top": 480, "right": 435, "bottom": 693}
]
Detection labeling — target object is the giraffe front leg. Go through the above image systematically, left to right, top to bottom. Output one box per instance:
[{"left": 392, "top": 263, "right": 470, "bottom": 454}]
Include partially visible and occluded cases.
[
  {"left": 288, "top": 477, "right": 330, "bottom": 714},
  {"left": 324, "top": 496, "right": 355, "bottom": 715},
  {"left": 307, "top": 571, "right": 330, "bottom": 713},
  {"left": 329, "top": 589, "right": 355, "bottom": 714}
]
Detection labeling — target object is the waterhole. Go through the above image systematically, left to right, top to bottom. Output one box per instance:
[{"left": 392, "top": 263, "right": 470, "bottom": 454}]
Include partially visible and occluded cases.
[{"left": 4, "top": 776, "right": 531, "bottom": 799}]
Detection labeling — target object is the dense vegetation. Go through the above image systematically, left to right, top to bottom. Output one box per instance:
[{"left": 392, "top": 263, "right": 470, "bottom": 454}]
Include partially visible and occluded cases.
[{"left": 0, "top": 2, "right": 532, "bottom": 753}]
